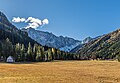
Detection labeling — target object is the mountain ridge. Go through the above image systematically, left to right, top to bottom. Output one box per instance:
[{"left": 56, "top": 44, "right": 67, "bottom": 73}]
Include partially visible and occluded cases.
[
  {"left": 22, "top": 28, "right": 82, "bottom": 52},
  {"left": 77, "top": 28, "right": 120, "bottom": 60}
]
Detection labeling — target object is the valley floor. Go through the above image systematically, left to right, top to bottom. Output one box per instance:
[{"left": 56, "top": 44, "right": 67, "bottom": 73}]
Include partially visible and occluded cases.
[{"left": 0, "top": 60, "right": 120, "bottom": 83}]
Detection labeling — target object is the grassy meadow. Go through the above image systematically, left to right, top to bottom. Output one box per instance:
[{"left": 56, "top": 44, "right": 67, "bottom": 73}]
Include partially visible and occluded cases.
[{"left": 0, "top": 61, "right": 120, "bottom": 83}]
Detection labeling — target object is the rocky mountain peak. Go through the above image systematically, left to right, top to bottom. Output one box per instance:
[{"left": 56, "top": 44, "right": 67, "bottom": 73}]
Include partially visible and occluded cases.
[
  {"left": 23, "top": 28, "right": 82, "bottom": 52},
  {"left": 82, "top": 36, "right": 92, "bottom": 43}
]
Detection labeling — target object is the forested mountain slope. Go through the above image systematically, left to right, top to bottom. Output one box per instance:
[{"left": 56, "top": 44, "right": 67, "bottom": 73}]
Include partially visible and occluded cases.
[{"left": 78, "top": 29, "right": 120, "bottom": 60}]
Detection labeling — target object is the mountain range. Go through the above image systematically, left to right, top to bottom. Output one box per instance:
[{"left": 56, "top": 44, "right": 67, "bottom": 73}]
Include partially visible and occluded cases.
[
  {"left": 0, "top": 11, "right": 120, "bottom": 61},
  {"left": 0, "top": 11, "right": 92, "bottom": 52},
  {"left": 0, "top": 11, "right": 68, "bottom": 62},
  {"left": 22, "top": 28, "right": 93, "bottom": 52},
  {"left": 22, "top": 28, "right": 79, "bottom": 52}
]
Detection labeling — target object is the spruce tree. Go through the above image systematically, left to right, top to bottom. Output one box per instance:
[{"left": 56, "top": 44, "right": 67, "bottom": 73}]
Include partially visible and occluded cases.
[
  {"left": 5, "top": 38, "right": 13, "bottom": 58},
  {"left": 1, "top": 39, "right": 13, "bottom": 60},
  {"left": 27, "top": 42, "right": 33, "bottom": 61},
  {"left": 15, "top": 43, "right": 21, "bottom": 61},
  {"left": 33, "top": 43, "right": 38, "bottom": 61},
  {"left": 21, "top": 44, "right": 25, "bottom": 61},
  {"left": 36, "top": 46, "right": 42, "bottom": 61},
  {"left": 52, "top": 48, "right": 56, "bottom": 60},
  {"left": 48, "top": 49, "right": 53, "bottom": 61},
  {"left": 57, "top": 50, "right": 60, "bottom": 60}
]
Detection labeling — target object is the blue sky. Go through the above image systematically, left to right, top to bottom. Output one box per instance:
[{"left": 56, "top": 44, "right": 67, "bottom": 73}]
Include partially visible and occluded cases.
[{"left": 0, "top": 0, "right": 120, "bottom": 40}]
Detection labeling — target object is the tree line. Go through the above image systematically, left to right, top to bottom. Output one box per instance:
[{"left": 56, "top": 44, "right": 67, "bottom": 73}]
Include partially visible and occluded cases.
[
  {"left": 0, "top": 38, "right": 82, "bottom": 62},
  {"left": 0, "top": 38, "right": 120, "bottom": 62}
]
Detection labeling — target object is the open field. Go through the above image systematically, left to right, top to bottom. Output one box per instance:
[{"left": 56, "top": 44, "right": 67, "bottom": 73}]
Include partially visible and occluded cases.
[{"left": 0, "top": 61, "right": 120, "bottom": 83}]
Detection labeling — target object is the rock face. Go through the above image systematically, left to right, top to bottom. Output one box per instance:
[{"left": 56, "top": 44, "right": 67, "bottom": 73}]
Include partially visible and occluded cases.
[
  {"left": 0, "top": 11, "right": 39, "bottom": 47},
  {"left": 23, "top": 28, "right": 82, "bottom": 52},
  {"left": 77, "top": 29, "right": 120, "bottom": 59},
  {"left": 70, "top": 37, "right": 93, "bottom": 53},
  {"left": 82, "top": 37, "right": 92, "bottom": 44}
]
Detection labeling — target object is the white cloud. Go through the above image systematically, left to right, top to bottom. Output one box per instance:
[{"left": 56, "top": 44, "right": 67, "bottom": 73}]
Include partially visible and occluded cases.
[
  {"left": 12, "top": 17, "right": 49, "bottom": 29},
  {"left": 12, "top": 17, "right": 26, "bottom": 22},
  {"left": 25, "top": 17, "right": 42, "bottom": 25},
  {"left": 42, "top": 19, "right": 49, "bottom": 25},
  {"left": 25, "top": 22, "right": 39, "bottom": 29}
]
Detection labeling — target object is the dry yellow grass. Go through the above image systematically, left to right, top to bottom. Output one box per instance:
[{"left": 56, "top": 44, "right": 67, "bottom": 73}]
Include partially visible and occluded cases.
[{"left": 0, "top": 60, "right": 120, "bottom": 83}]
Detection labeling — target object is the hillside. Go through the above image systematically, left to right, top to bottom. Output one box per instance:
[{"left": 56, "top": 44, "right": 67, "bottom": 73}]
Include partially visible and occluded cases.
[
  {"left": 0, "top": 11, "right": 39, "bottom": 47},
  {"left": 77, "top": 29, "right": 120, "bottom": 60},
  {"left": 70, "top": 36, "right": 102, "bottom": 53}
]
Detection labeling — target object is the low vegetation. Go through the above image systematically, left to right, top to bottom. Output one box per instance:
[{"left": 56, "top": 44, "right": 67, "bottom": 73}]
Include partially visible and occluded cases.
[{"left": 0, "top": 61, "right": 120, "bottom": 83}]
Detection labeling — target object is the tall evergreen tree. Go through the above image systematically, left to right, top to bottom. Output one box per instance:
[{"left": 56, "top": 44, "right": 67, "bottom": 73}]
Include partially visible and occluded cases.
[
  {"left": 5, "top": 38, "right": 13, "bottom": 58},
  {"left": 27, "top": 42, "right": 33, "bottom": 61},
  {"left": 15, "top": 43, "right": 21, "bottom": 61},
  {"left": 33, "top": 43, "right": 38, "bottom": 61},
  {"left": 21, "top": 44, "right": 25, "bottom": 61},
  {"left": 36, "top": 46, "right": 42, "bottom": 61},
  {"left": 41, "top": 46, "right": 45, "bottom": 61},
  {"left": 48, "top": 48, "right": 53, "bottom": 61},
  {"left": 52, "top": 48, "right": 56, "bottom": 60},
  {"left": 57, "top": 50, "right": 60, "bottom": 60}
]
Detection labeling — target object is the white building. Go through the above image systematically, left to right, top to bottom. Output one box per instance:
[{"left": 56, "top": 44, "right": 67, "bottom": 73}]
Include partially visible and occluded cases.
[{"left": 6, "top": 56, "right": 15, "bottom": 63}]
